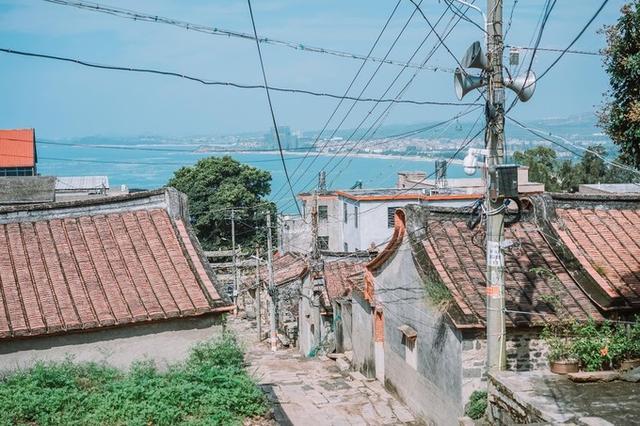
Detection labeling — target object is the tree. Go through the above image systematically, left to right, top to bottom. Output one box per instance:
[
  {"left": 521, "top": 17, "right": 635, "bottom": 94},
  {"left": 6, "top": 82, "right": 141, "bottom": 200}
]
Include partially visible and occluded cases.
[
  {"left": 599, "top": 1, "right": 640, "bottom": 169},
  {"left": 513, "top": 146, "right": 561, "bottom": 191},
  {"left": 167, "top": 156, "right": 275, "bottom": 250}
]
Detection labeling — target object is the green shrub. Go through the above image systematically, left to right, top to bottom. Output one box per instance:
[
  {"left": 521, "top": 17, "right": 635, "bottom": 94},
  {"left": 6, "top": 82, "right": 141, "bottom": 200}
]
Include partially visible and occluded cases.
[
  {"left": 0, "top": 333, "right": 267, "bottom": 425},
  {"left": 465, "top": 390, "right": 487, "bottom": 420}
]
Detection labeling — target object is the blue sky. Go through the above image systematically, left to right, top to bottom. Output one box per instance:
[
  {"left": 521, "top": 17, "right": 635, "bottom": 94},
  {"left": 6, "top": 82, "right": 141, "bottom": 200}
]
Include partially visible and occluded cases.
[{"left": 0, "top": 0, "right": 626, "bottom": 138}]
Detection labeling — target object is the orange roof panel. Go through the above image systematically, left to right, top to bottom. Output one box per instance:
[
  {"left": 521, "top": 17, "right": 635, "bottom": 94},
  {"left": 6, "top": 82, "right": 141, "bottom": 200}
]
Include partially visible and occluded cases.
[{"left": 0, "top": 129, "right": 36, "bottom": 168}]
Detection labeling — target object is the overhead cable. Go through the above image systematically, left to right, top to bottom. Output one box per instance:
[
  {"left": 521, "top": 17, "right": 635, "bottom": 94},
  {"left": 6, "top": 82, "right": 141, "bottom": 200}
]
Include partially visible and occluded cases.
[
  {"left": 41, "top": 0, "right": 455, "bottom": 74},
  {"left": 246, "top": 0, "right": 300, "bottom": 215},
  {"left": 0, "top": 48, "right": 472, "bottom": 107}
]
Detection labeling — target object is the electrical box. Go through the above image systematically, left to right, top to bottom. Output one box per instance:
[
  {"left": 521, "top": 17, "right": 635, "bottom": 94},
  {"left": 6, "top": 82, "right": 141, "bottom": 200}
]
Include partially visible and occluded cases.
[
  {"left": 509, "top": 48, "right": 520, "bottom": 66},
  {"left": 495, "top": 164, "right": 519, "bottom": 198}
]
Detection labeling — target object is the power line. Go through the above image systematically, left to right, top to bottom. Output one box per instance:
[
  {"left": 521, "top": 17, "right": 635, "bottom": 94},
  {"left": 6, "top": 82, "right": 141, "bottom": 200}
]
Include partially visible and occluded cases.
[
  {"left": 41, "top": 0, "right": 455, "bottom": 74},
  {"left": 246, "top": 0, "right": 300, "bottom": 215},
  {"left": 270, "top": 0, "right": 432, "bottom": 202},
  {"left": 272, "top": 0, "right": 403, "bottom": 201},
  {"left": 535, "top": 0, "right": 610, "bottom": 82},
  {"left": 277, "top": 1, "right": 475, "bottom": 208},
  {"left": 505, "top": 45, "right": 601, "bottom": 56},
  {"left": 0, "top": 48, "right": 474, "bottom": 107},
  {"left": 505, "top": 115, "right": 640, "bottom": 178}
]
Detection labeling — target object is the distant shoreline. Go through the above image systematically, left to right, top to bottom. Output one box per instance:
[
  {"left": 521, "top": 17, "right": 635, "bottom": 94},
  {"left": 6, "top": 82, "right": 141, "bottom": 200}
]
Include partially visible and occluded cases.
[{"left": 195, "top": 149, "right": 464, "bottom": 165}]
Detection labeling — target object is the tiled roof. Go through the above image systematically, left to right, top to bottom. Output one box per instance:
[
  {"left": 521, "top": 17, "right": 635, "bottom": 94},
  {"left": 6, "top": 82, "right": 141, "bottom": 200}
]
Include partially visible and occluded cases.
[
  {"left": 0, "top": 129, "right": 35, "bottom": 168},
  {"left": 0, "top": 188, "right": 231, "bottom": 339},
  {"left": 552, "top": 207, "right": 640, "bottom": 309},
  {"left": 422, "top": 215, "right": 603, "bottom": 328},
  {"left": 250, "top": 252, "right": 308, "bottom": 287},
  {"left": 324, "top": 260, "right": 366, "bottom": 301}
]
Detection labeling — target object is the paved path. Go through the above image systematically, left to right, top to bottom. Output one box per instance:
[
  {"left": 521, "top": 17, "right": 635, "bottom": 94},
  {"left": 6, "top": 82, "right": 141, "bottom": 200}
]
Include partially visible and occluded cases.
[{"left": 229, "top": 318, "right": 418, "bottom": 426}]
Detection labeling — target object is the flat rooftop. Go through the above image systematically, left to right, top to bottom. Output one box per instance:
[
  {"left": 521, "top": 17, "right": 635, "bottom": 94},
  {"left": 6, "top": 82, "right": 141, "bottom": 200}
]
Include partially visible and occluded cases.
[{"left": 490, "top": 371, "right": 640, "bottom": 424}]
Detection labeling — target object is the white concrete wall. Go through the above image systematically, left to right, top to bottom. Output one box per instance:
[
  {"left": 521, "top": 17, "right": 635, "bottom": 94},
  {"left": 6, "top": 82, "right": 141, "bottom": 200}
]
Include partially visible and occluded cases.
[{"left": 0, "top": 315, "right": 225, "bottom": 373}]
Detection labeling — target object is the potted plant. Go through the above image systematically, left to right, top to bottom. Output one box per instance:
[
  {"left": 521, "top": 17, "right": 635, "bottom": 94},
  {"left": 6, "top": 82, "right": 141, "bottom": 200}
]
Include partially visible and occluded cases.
[
  {"left": 614, "top": 318, "right": 640, "bottom": 371},
  {"left": 572, "top": 319, "right": 616, "bottom": 371},
  {"left": 542, "top": 321, "right": 578, "bottom": 374}
]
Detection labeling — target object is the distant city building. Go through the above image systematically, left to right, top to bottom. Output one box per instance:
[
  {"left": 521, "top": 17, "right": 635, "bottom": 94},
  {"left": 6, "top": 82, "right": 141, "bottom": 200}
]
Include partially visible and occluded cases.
[
  {"left": 264, "top": 126, "right": 299, "bottom": 150},
  {"left": 0, "top": 129, "right": 37, "bottom": 176}
]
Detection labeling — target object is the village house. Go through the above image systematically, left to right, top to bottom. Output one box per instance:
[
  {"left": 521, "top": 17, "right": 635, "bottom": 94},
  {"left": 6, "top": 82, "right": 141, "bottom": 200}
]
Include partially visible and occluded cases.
[
  {"left": 0, "top": 129, "right": 37, "bottom": 177},
  {"left": 0, "top": 187, "right": 233, "bottom": 371},
  {"left": 342, "top": 192, "right": 640, "bottom": 425},
  {"left": 241, "top": 251, "right": 309, "bottom": 345},
  {"left": 298, "top": 255, "right": 371, "bottom": 356}
]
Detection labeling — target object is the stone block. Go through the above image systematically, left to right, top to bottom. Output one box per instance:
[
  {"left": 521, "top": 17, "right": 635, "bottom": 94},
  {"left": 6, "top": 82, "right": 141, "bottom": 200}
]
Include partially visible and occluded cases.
[
  {"left": 463, "top": 340, "right": 474, "bottom": 351},
  {"left": 336, "top": 357, "right": 351, "bottom": 372},
  {"left": 621, "top": 367, "right": 640, "bottom": 383},
  {"left": 463, "top": 368, "right": 482, "bottom": 378},
  {"left": 567, "top": 371, "right": 620, "bottom": 383}
]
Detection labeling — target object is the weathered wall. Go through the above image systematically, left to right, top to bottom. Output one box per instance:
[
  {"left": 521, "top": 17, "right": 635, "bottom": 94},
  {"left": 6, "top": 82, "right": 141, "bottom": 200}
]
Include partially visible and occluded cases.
[
  {"left": 374, "top": 234, "right": 464, "bottom": 426},
  {"left": 298, "top": 276, "right": 321, "bottom": 356},
  {"left": 351, "top": 291, "right": 375, "bottom": 378},
  {"left": 0, "top": 314, "right": 225, "bottom": 372},
  {"left": 461, "top": 332, "right": 550, "bottom": 404}
]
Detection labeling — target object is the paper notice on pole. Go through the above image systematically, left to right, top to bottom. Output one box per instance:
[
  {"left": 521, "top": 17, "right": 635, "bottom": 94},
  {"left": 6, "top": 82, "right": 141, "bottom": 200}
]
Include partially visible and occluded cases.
[{"left": 487, "top": 241, "right": 502, "bottom": 267}]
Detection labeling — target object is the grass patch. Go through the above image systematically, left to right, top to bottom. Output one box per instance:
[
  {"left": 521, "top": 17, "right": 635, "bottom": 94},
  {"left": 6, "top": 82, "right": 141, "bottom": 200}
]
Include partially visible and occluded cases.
[
  {"left": 425, "top": 277, "right": 453, "bottom": 307},
  {"left": 0, "top": 334, "right": 268, "bottom": 426},
  {"left": 465, "top": 390, "right": 487, "bottom": 420}
]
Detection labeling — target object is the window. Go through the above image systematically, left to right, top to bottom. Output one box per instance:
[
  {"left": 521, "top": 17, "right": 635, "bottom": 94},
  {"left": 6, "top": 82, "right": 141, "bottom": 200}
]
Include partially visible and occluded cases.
[
  {"left": 343, "top": 202, "right": 348, "bottom": 223},
  {"left": 318, "top": 205, "right": 328, "bottom": 221},
  {"left": 354, "top": 206, "right": 359, "bottom": 228},
  {"left": 387, "top": 207, "right": 400, "bottom": 228},
  {"left": 318, "top": 236, "right": 329, "bottom": 250},
  {"left": 344, "top": 242, "right": 349, "bottom": 252},
  {"left": 399, "top": 324, "right": 417, "bottom": 369},
  {"left": 403, "top": 335, "right": 418, "bottom": 369}
]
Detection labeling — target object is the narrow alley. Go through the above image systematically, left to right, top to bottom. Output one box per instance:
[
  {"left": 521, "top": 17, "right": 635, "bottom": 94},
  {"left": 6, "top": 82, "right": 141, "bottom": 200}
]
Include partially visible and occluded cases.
[{"left": 229, "top": 318, "right": 419, "bottom": 426}]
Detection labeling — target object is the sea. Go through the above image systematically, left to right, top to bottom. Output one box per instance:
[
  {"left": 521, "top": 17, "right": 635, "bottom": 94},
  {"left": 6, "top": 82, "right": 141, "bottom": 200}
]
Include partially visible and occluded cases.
[{"left": 36, "top": 139, "right": 467, "bottom": 213}]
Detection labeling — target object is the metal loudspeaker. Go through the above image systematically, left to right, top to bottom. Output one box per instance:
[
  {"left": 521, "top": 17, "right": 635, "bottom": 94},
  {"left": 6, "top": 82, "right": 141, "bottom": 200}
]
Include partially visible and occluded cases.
[
  {"left": 462, "top": 41, "right": 489, "bottom": 70},
  {"left": 454, "top": 68, "right": 484, "bottom": 100},
  {"left": 505, "top": 70, "right": 536, "bottom": 102}
]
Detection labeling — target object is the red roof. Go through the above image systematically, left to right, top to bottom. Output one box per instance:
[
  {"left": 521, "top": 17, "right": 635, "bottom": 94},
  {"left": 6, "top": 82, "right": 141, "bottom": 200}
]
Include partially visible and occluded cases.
[
  {"left": 0, "top": 129, "right": 35, "bottom": 168},
  {"left": 0, "top": 189, "right": 231, "bottom": 339},
  {"left": 553, "top": 207, "right": 640, "bottom": 309},
  {"left": 421, "top": 215, "right": 603, "bottom": 328},
  {"left": 324, "top": 260, "right": 366, "bottom": 301}
]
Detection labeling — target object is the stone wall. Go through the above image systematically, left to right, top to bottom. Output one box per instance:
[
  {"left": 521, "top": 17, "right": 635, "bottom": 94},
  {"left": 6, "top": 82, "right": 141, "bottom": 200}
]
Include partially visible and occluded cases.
[
  {"left": 351, "top": 291, "right": 375, "bottom": 378},
  {"left": 461, "top": 330, "right": 550, "bottom": 403}
]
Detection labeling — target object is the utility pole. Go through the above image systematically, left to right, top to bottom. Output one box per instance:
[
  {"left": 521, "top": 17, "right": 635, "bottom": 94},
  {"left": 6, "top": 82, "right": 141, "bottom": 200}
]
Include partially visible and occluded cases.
[
  {"left": 485, "top": 0, "right": 507, "bottom": 371},
  {"left": 310, "top": 173, "right": 324, "bottom": 347},
  {"left": 231, "top": 209, "right": 238, "bottom": 314},
  {"left": 265, "top": 212, "right": 277, "bottom": 352},
  {"left": 255, "top": 245, "right": 262, "bottom": 341}
]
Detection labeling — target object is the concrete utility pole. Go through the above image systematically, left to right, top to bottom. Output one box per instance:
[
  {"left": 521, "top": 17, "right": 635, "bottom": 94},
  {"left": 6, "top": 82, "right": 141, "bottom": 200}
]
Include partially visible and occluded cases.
[
  {"left": 485, "top": 0, "right": 507, "bottom": 371},
  {"left": 231, "top": 209, "right": 238, "bottom": 313},
  {"left": 265, "top": 212, "right": 277, "bottom": 352},
  {"left": 255, "top": 246, "right": 262, "bottom": 341}
]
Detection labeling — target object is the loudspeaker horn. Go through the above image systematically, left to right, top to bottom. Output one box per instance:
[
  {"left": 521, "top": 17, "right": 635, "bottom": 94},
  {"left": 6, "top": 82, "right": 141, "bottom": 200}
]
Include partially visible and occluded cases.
[
  {"left": 462, "top": 41, "right": 488, "bottom": 70},
  {"left": 454, "top": 68, "right": 484, "bottom": 100},
  {"left": 505, "top": 70, "right": 536, "bottom": 102}
]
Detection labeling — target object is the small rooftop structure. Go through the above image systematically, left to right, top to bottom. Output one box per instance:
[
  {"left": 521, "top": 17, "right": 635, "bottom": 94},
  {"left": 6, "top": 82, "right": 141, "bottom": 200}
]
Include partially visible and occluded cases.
[
  {"left": 0, "top": 129, "right": 37, "bottom": 176},
  {"left": 397, "top": 166, "right": 544, "bottom": 195},
  {"left": 0, "top": 176, "right": 55, "bottom": 205},
  {"left": 55, "top": 176, "right": 109, "bottom": 192},
  {"left": 579, "top": 182, "right": 640, "bottom": 194},
  {"left": 0, "top": 187, "right": 231, "bottom": 340},
  {"left": 324, "top": 259, "right": 366, "bottom": 301}
]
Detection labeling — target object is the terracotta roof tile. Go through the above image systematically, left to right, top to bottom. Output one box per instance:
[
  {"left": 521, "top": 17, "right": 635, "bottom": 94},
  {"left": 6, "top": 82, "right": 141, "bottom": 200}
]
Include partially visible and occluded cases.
[
  {"left": 0, "top": 189, "right": 230, "bottom": 339},
  {"left": 553, "top": 207, "right": 640, "bottom": 308},
  {"left": 423, "top": 216, "right": 604, "bottom": 328},
  {"left": 324, "top": 260, "right": 366, "bottom": 301}
]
